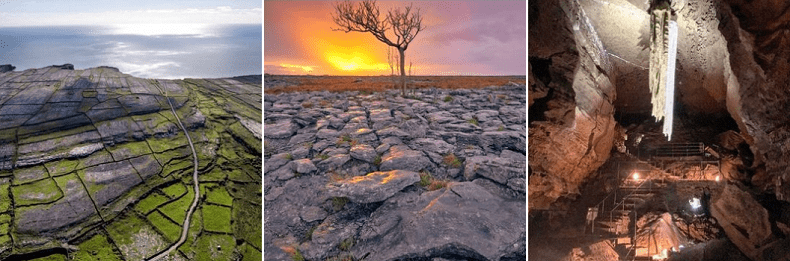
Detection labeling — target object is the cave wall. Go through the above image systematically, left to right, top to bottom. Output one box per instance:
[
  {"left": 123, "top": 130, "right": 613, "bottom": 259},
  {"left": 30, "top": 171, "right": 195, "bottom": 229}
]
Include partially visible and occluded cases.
[
  {"left": 528, "top": 0, "right": 616, "bottom": 210},
  {"left": 717, "top": 0, "right": 790, "bottom": 201}
]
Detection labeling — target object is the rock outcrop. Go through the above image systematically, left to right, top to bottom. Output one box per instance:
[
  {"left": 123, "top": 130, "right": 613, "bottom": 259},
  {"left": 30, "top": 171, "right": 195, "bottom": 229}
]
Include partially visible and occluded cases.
[
  {"left": 528, "top": 0, "right": 617, "bottom": 210},
  {"left": 715, "top": 0, "right": 790, "bottom": 204},
  {"left": 0, "top": 65, "right": 14, "bottom": 73},
  {"left": 0, "top": 66, "right": 262, "bottom": 260},
  {"left": 264, "top": 84, "right": 526, "bottom": 260},
  {"left": 710, "top": 185, "right": 772, "bottom": 261}
]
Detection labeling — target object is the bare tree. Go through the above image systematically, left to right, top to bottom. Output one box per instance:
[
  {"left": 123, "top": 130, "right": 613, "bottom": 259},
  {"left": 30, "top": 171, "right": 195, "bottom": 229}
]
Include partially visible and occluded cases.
[{"left": 331, "top": 0, "right": 425, "bottom": 95}]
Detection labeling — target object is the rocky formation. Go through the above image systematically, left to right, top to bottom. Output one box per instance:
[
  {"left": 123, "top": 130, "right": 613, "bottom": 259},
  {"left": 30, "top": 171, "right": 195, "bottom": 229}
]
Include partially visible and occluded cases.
[
  {"left": 529, "top": 0, "right": 617, "bottom": 210},
  {"left": 531, "top": 0, "right": 790, "bottom": 259},
  {"left": 715, "top": 0, "right": 790, "bottom": 204},
  {"left": 0, "top": 65, "right": 262, "bottom": 260},
  {"left": 0, "top": 65, "right": 13, "bottom": 73},
  {"left": 264, "top": 85, "right": 526, "bottom": 260},
  {"left": 710, "top": 185, "right": 772, "bottom": 260}
]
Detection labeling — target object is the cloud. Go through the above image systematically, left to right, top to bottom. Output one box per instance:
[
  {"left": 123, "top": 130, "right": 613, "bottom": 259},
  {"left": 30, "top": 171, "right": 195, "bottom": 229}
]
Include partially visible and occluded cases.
[
  {"left": 264, "top": 1, "right": 526, "bottom": 76},
  {"left": 0, "top": 6, "right": 261, "bottom": 26},
  {"left": 114, "top": 61, "right": 181, "bottom": 79},
  {"left": 265, "top": 64, "right": 320, "bottom": 75}
]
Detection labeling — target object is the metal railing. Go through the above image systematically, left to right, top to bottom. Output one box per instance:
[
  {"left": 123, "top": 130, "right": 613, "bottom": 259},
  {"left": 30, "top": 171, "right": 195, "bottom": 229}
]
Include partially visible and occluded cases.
[
  {"left": 651, "top": 142, "right": 704, "bottom": 157},
  {"left": 588, "top": 161, "right": 668, "bottom": 260}
]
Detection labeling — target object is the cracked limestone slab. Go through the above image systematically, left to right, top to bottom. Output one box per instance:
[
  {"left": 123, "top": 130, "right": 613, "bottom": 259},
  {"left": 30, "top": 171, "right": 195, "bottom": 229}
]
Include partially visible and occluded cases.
[
  {"left": 80, "top": 160, "right": 143, "bottom": 207},
  {"left": 327, "top": 170, "right": 420, "bottom": 203},
  {"left": 14, "top": 173, "right": 98, "bottom": 234}
]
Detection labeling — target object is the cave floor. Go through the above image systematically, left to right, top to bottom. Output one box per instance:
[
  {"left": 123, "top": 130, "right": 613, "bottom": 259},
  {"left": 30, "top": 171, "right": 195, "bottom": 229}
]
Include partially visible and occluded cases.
[{"left": 529, "top": 151, "right": 727, "bottom": 260}]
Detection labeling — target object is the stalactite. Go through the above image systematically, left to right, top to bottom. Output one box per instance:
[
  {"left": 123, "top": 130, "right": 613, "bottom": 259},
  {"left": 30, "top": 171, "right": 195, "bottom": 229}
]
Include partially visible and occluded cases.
[
  {"left": 649, "top": 8, "right": 676, "bottom": 141},
  {"left": 664, "top": 20, "right": 677, "bottom": 141}
]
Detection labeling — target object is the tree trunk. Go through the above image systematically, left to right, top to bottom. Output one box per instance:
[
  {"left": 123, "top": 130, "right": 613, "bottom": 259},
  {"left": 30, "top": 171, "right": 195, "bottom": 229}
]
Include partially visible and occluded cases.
[{"left": 399, "top": 47, "right": 406, "bottom": 95}]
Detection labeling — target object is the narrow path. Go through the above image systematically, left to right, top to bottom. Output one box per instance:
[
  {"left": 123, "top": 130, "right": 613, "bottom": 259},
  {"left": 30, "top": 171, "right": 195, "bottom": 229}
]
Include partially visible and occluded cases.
[{"left": 148, "top": 80, "right": 200, "bottom": 261}]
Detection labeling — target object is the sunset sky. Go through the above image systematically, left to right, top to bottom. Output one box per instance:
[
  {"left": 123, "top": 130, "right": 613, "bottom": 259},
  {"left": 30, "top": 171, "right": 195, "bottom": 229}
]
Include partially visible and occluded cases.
[{"left": 264, "top": 1, "right": 526, "bottom": 76}]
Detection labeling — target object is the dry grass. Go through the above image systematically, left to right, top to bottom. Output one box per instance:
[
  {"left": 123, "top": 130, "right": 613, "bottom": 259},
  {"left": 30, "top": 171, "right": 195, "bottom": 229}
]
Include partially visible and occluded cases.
[
  {"left": 264, "top": 75, "right": 525, "bottom": 94},
  {"left": 443, "top": 153, "right": 462, "bottom": 168},
  {"left": 418, "top": 171, "right": 449, "bottom": 191}
]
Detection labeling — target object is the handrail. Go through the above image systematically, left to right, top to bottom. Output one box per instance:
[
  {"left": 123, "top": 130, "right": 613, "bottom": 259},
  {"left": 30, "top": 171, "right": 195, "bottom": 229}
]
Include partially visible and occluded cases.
[
  {"left": 652, "top": 142, "right": 705, "bottom": 157},
  {"left": 608, "top": 176, "right": 653, "bottom": 220},
  {"left": 623, "top": 245, "right": 634, "bottom": 261}
]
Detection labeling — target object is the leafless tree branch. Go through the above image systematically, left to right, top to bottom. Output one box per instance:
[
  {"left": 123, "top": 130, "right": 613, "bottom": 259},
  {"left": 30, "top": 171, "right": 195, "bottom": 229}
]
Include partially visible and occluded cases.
[{"left": 331, "top": 0, "right": 425, "bottom": 95}]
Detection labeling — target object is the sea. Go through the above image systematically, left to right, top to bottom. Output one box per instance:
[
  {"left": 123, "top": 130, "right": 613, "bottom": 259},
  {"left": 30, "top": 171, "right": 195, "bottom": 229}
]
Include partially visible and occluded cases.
[{"left": 0, "top": 24, "right": 261, "bottom": 79}]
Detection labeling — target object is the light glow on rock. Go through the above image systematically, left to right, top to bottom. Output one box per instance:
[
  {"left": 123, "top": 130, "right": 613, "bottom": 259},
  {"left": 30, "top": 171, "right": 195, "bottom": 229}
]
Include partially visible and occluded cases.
[{"left": 663, "top": 20, "right": 678, "bottom": 141}]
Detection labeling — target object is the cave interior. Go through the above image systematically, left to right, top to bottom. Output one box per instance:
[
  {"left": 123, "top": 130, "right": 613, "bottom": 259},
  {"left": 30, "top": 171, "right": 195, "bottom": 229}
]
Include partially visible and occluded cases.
[{"left": 529, "top": 0, "right": 790, "bottom": 260}]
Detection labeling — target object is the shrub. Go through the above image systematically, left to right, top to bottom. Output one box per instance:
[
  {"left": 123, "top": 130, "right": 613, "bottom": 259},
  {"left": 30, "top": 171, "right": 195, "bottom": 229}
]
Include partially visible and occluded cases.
[
  {"left": 443, "top": 95, "right": 453, "bottom": 102},
  {"left": 467, "top": 118, "right": 479, "bottom": 126},
  {"left": 497, "top": 125, "right": 505, "bottom": 131},
  {"left": 337, "top": 134, "right": 352, "bottom": 146},
  {"left": 285, "top": 153, "right": 293, "bottom": 160},
  {"left": 443, "top": 153, "right": 462, "bottom": 168},
  {"left": 317, "top": 154, "right": 329, "bottom": 160},
  {"left": 373, "top": 155, "right": 382, "bottom": 166},
  {"left": 418, "top": 171, "right": 448, "bottom": 191},
  {"left": 419, "top": 172, "right": 431, "bottom": 187},
  {"left": 428, "top": 180, "right": 449, "bottom": 191},
  {"left": 332, "top": 197, "right": 349, "bottom": 212},
  {"left": 305, "top": 225, "right": 317, "bottom": 241},
  {"left": 338, "top": 237, "right": 355, "bottom": 251},
  {"left": 284, "top": 246, "right": 304, "bottom": 261},
  {"left": 291, "top": 249, "right": 304, "bottom": 261}
]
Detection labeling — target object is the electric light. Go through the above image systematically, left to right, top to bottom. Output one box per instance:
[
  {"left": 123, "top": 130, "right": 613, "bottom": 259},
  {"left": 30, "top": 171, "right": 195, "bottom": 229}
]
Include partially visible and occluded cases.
[
  {"left": 632, "top": 172, "right": 639, "bottom": 180},
  {"left": 715, "top": 175, "right": 720, "bottom": 182},
  {"left": 689, "top": 197, "right": 701, "bottom": 210}
]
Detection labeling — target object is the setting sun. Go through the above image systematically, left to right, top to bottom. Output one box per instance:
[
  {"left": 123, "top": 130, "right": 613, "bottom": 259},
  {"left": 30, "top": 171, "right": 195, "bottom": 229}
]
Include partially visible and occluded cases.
[{"left": 324, "top": 50, "right": 389, "bottom": 72}]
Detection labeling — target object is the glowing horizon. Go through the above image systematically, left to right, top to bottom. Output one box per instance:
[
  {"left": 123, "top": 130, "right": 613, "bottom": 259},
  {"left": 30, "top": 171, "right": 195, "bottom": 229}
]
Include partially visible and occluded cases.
[{"left": 264, "top": 1, "right": 526, "bottom": 76}]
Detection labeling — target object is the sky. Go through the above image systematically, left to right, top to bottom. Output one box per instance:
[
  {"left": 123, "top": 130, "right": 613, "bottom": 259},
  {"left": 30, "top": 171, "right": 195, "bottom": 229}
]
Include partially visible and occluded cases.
[
  {"left": 0, "top": 0, "right": 261, "bottom": 26},
  {"left": 0, "top": 0, "right": 262, "bottom": 79},
  {"left": 264, "top": 1, "right": 526, "bottom": 76}
]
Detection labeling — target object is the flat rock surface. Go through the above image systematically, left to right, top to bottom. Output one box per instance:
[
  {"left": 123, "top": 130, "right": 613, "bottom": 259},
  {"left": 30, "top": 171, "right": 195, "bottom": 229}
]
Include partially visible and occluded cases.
[
  {"left": 0, "top": 66, "right": 262, "bottom": 260},
  {"left": 264, "top": 84, "right": 526, "bottom": 260},
  {"left": 327, "top": 170, "right": 420, "bottom": 203},
  {"left": 353, "top": 182, "right": 526, "bottom": 260}
]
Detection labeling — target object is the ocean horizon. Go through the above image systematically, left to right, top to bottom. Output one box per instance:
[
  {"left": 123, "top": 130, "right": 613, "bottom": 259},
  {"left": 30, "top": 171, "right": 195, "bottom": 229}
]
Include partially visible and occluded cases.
[{"left": 0, "top": 24, "right": 262, "bottom": 79}]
